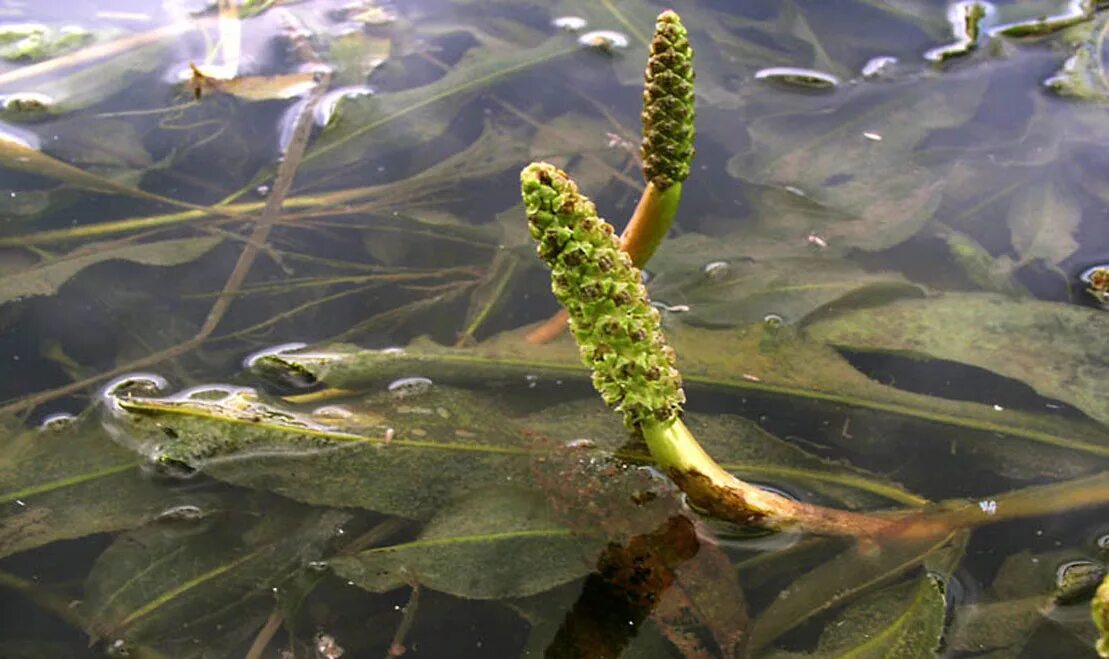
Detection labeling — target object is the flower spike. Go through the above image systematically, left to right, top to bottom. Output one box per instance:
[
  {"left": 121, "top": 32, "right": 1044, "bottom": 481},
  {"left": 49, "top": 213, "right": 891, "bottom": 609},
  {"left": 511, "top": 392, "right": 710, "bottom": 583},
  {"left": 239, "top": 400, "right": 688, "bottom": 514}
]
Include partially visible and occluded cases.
[
  {"left": 640, "top": 10, "right": 695, "bottom": 191},
  {"left": 521, "top": 162, "right": 685, "bottom": 429}
]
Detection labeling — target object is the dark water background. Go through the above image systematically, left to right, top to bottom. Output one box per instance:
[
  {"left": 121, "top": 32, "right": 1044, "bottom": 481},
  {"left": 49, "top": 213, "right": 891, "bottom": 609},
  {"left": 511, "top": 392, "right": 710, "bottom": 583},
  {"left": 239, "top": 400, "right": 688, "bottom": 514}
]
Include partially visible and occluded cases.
[{"left": 0, "top": 0, "right": 1106, "bottom": 656}]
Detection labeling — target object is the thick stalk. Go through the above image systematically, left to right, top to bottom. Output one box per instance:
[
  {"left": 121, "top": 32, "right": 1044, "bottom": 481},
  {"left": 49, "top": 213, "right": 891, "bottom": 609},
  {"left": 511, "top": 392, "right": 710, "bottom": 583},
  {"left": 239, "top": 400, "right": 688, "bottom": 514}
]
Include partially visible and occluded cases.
[{"left": 643, "top": 417, "right": 901, "bottom": 537}]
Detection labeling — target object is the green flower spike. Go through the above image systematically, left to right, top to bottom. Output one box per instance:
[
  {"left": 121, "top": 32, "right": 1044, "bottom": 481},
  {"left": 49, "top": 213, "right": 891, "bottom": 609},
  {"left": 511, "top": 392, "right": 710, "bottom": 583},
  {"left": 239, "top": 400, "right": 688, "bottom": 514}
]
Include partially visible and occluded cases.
[
  {"left": 525, "top": 10, "right": 695, "bottom": 345},
  {"left": 640, "top": 10, "right": 695, "bottom": 191},
  {"left": 521, "top": 162, "right": 897, "bottom": 537},
  {"left": 521, "top": 162, "right": 684, "bottom": 430},
  {"left": 1096, "top": 573, "right": 1109, "bottom": 658}
]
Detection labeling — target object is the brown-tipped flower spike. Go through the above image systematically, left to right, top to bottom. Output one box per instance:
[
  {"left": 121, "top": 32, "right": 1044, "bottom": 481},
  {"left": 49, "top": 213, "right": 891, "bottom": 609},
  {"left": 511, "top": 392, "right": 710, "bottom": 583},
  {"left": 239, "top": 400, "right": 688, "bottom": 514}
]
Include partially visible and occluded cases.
[
  {"left": 641, "top": 10, "right": 695, "bottom": 190},
  {"left": 521, "top": 162, "right": 685, "bottom": 430}
]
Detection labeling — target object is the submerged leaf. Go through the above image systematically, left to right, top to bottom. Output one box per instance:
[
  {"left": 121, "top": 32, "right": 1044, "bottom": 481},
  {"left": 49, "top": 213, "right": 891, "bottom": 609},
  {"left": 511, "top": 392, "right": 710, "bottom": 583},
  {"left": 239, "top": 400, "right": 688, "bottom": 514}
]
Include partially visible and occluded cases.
[
  {"left": 300, "top": 33, "right": 577, "bottom": 173},
  {"left": 728, "top": 72, "right": 988, "bottom": 254},
  {"left": 1006, "top": 177, "right": 1082, "bottom": 266},
  {"left": 0, "top": 237, "right": 221, "bottom": 304},
  {"left": 648, "top": 239, "right": 924, "bottom": 328},
  {"left": 806, "top": 292, "right": 1109, "bottom": 426},
  {"left": 104, "top": 384, "right": 553, "bottom": 520},
  {"left": 0, "top": 415, "right": 185, "bottom": 559},
  {"left": 329, "top": 487, "right": 599, "bottom": 599},
  {"left": 82, "top": 498, "right": 348, "bottom": 651},
  {"left": 748, "top": 531, "right": 955, "bottom": 653},
  {"left": 770, "top": 573, "right": 946, "bottom": 658}
]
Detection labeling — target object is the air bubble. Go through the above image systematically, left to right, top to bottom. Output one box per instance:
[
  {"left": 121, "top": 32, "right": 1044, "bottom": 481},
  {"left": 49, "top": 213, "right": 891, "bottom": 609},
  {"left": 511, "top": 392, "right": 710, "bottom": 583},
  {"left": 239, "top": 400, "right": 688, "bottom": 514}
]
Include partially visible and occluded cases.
[
  {"left": 553, "top": 16, "right": 587, "bottom": 31},
  {"left": 577, "top": 30, "right": 629, "bottom": 50},
  {"left": 755, "top": 67, "right": 839, "bottom": 90},
  {"left": 313, "top": 86, "right": 374, "bottom": 128},
  {"left": 1, "top": 92, "right": 54, "bottom": 118},
  {"left": 702, "top": 261, "right": 729, "bottom": 281},
  {"left": 243, "top": 342, "right": 308, "bottom": 369},
  {"left": 100, "top": 373, "right": 169, "bottom": 407},
  {"left": 388, "top": 376, "right": 433, "bottom": 399},
  {"left": 175, "top": 385, "right": 238, "bottom": 401},
  {"left": 313, "top": 405, "right": 354, "bottom": 419},
  {"left": 38, "top": 412, "right": 76, "bottom": 431},
  {"left": 144, "top": 454, "right": 199, "bottom": 481},
  {"left": 156, "top": 505, "right": 204, "bottom": 522},
  {"left": 1054, "top": 560, "right": 1106, "bottom": 605}
]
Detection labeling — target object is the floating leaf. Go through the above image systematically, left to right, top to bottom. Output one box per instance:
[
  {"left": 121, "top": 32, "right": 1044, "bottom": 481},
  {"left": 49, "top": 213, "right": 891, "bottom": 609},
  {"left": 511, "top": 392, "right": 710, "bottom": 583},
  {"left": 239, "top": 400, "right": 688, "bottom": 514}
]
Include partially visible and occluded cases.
[
  {"left": 0, "top": 23, "right": 187, "bottom": 114},
  {"left": 0, "top": 24, "right": 94, "bottom": 62},
  {"left": 0, "top": 236, "right": 221, "bottom": 304},
  {"left": 806, "top": 292, "right": 1109, "bottom": 427},
  {"left": 259, "top": 321, "right": 1109, "bottom": 468},
  {"left": 104, "top": 384, "right": 555, "bottom": 520},
  {"left": 0, "top": 415, "right": 186, "bottom": 559},
  {"left": 330, "top": 487, "right": 599, "bottom": 599},
  {"left": 81, "top": 498, "right": 348, "bottom": 652}
]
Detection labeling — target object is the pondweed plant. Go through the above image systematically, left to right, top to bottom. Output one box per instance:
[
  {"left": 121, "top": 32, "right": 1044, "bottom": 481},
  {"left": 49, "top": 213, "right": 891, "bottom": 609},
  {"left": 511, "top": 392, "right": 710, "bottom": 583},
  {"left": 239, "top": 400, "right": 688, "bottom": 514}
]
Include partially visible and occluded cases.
[
  {"left": 521, "top": 10, "right": 1108, "bottom": 542},
  {"left": 523, "top": 10, "right": 898, "bottom": 537},
  {"left": 526, "top": 10, "right": 694, "bottom": 344},
  {"left": 522, "top": 161, "right": 904, "bottom": 537},
  {"left": 1096, "top": 573, "right": 1109, "bottom": 658}
]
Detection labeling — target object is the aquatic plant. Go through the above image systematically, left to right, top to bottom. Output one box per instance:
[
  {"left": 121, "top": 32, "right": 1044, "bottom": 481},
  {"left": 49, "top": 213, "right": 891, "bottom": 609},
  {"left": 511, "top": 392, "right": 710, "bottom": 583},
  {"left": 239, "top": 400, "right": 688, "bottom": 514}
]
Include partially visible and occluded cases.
[
  {"left": 526, "top": 9, "right": 695, "bottom": 344},
  {"left": 522, "top": 161, "right": 903, "bottom": 537},
  {"left": 1096, "top": 573, "right": 1109, "bottom": 658}
]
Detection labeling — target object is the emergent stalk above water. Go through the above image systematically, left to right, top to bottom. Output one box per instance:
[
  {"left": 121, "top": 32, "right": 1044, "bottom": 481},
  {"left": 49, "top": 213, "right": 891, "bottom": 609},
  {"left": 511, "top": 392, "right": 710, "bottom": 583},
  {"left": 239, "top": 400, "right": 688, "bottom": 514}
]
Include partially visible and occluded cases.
[{"left": 527, "top": 10, "right": 695, "bottom": 344}]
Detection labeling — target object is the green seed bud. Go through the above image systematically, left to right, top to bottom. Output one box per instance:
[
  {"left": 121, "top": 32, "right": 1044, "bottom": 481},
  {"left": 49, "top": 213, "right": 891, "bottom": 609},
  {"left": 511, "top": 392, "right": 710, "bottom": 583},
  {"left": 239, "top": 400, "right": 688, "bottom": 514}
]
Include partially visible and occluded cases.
[
  {"left": 641, "top": 10, "right": 695, "bottom": 190},
  {"left": 521, "top": 162, "right": 685, "bottom": 429}
]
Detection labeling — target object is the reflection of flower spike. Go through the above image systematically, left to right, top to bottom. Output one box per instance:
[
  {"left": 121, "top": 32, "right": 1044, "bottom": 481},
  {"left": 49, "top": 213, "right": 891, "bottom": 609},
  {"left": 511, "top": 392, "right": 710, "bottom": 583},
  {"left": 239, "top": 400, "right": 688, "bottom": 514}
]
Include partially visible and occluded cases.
[
  {"left": 640, "top": 10, "right": 695, "bottom": 190},
  {"left": 521, "top": 162, "right": 684, "bottom": 430}
]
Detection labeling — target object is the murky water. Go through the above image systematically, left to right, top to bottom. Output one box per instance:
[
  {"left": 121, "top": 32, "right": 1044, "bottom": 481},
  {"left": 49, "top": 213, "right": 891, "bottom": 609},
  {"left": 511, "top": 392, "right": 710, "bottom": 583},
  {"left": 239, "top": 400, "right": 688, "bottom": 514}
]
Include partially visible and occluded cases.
[{"left": 0, "top": 0, "right": 1107, "bottom": 657}]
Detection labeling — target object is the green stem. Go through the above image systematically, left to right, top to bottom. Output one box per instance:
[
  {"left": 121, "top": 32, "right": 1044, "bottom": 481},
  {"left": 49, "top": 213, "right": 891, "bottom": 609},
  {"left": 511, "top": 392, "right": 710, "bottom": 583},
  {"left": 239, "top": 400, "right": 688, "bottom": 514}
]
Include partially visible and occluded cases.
[{"left": 643, "top": 417, "right": 899, "bottom": 536}]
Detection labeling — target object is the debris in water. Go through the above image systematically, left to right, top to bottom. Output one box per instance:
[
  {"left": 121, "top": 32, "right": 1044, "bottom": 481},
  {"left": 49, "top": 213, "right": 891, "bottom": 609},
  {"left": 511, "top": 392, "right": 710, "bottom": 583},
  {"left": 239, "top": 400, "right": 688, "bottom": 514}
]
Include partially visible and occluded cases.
[{"left": 315, "top": 632, "right": 344, "bottom": 659}]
